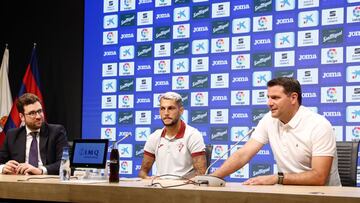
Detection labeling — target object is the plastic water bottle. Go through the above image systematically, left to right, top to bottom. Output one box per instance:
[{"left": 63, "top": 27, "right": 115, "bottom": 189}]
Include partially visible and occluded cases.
[
  {"left": 109, "top": 145, "right": 119, "bottom": 183},
  {"left": 59, "top": 146, "right": 71, "bottom": 181}
]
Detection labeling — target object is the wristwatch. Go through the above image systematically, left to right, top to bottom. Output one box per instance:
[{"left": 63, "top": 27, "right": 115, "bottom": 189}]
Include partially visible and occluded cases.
[{"left": 277, "top": 172, "right": 284, "bottom": 184}]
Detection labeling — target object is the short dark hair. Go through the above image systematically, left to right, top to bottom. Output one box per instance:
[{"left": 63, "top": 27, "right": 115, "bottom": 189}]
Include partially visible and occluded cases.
[
  {"left": 267, "top": 77, "right": 302, "bottom": 105},
  {"left": 16, "top": 93, "right": 41, "bottom": 114}
]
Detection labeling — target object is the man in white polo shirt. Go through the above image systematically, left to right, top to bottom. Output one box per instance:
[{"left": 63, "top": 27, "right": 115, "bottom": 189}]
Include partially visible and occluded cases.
[
  {"left": 211, "top": 77, "right": 341, "bottom": 186},
  {"left": 138, "top": 92, "right": 206, "bottom": 179}
]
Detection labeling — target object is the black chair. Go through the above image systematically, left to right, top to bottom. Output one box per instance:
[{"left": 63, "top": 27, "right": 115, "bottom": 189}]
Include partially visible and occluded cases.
[
  {"left": 336, "top": 141, "right": 359, "bottom": 186},
  {"left": 205, "top": 144, "right": 213, "bottom": 169}
]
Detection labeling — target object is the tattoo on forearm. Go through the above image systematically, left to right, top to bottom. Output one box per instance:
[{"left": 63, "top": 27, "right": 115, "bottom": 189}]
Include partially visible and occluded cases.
[{"left": 193, "top": 155, "right": 206, "bottom": 175}]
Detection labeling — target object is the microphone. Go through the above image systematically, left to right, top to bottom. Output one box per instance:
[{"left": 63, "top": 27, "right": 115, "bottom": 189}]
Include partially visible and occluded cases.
[
  {"left": 193, "top": 128, "right": 255, "bottom": 187},
  {"left": 109, "top": 133, "right": 131, "bottom": 150}
]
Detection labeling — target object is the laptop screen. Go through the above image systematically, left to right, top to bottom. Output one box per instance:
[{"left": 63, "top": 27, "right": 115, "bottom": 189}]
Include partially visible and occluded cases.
[{"left": 70, "top": 139, "right": 108, "bottom": 169}]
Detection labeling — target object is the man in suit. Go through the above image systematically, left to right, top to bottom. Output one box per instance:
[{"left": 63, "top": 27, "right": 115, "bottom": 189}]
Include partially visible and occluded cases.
[{"left": 0, "top": 93, "right": 68, "bottom": 175}]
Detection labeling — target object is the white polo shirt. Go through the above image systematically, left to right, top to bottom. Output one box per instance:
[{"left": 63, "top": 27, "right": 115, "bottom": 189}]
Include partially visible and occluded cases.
[
  {"left": 251, "top": 106, "right": 341, "bottom": 186},
  {"left": 144, "top": 121, "right": 205, "bottom": 178}
]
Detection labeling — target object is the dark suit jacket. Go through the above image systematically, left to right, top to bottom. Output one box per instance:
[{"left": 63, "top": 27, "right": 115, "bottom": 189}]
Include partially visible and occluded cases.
[{"left": 0, "top": 123, "right": 69, "bottom": 175}]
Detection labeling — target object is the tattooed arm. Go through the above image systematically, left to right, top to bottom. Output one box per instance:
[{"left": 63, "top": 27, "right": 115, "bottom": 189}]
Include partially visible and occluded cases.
[
  {"left": 138, "top": 154, "right": 155, "bottom": 179},
  {"left": 192, "top": 154, "right": 207, "bottom": 177}
]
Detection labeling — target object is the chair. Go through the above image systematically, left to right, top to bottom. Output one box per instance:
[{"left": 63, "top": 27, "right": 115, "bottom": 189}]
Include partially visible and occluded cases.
[
  {"left": 336, "top": 141, "right": 359, "bottom": 186},
  {"left": 205, "top": 144, "right": 213, "bottom": 169}
]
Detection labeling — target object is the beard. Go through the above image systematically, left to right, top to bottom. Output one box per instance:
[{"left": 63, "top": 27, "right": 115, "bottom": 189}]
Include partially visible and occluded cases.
[
  {"left": 161, "top": 117, "right": 180, "bottom": 127},
  {"left": 25, "top": 118, "right": 43, "bottom": 131}
]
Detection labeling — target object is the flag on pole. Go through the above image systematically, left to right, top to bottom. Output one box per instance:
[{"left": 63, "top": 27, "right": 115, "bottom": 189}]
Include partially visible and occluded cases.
[
  {"left": 0, "top": 44, "right": 46, "bottom": 146},
  {"left": 0, "top": 45, "right": 12, "bottom": 134}
]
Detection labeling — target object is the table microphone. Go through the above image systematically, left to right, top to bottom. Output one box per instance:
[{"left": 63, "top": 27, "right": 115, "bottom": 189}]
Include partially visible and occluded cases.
[
  {"left": 193, "top": 128, "right": 255, "bottom": 187},
  {"left": 109, "top": 133, "right": 131, "bottom": 149}
]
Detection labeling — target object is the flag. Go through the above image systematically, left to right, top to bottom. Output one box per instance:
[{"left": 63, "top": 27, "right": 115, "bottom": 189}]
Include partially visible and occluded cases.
[
  {"left": 0, "top": 46, "right": 46, "bottom": 146},
  {"left": 0, "top": 46, "right": 12, "bottom": 133}
]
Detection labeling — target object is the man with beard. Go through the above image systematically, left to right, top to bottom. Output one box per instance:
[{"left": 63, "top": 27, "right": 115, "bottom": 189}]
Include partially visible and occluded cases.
[
  {"left": 211, "top": 77, "right": 341, "bottom": 186},
  {"left": 138, "top": 92, "right": 206, "bottom": 179},
  {"left": 0, "top": 93, "right": 68, "bottom": 175}
]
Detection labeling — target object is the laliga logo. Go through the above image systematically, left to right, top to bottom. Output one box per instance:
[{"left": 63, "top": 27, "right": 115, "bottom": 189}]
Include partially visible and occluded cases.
[
  {"left": 124, "top": 0, "right": 131, "bottom": 6},
  {"left": 353, "top": 6, "right": 360, "bottom": 18},
  {"left": 258, "top": 17, "right": 267, "bottom": 27},
  {"left": 177, "top": 25, "right": 186, "bottom": 34},
  {"left": 141, "top": 28, "right": 149, "bottom": 38},
  {"left": 107, "top": 32, "right": 114, "bottom": 40},
  {"left": 216, "top": 39, "right": 225, "bottom": 48},
  {"left": 327, "top": 49, "right": 337, "bottom": 59},
  {"left": 236, "top": 55, "right": 245, "bottom": 65},
  {"left": 158, "top": 60, "right": 166, "bottom": 69},
  {"left": 123, "top": 63, "right": 130, "bottom": 72},
  {"left": 176, "top": 76, "right": 185, "bottom": 85},
  {"left": 326, "top": 88, "right": 337, "bottom": 99},
  {"left": 236, "top": 91, "right": 245, "bottom": 101},
  {"left": 195, "top": 92, "right": 204, "bottom": 102},
  {"left": 122, "top": 95, "right": 130, "bottom": 104},
  {"left": 352, "top": 127, "right": 360, "bottom": 138},
  {"left": 104, "top": 128, "right": 113, "bottom": 138},
  {"left": 214, "top": 145, "right": 224, "bottom": 156},
  {"left": 121, "top": 161, "right": 129, "bottom": 170}
]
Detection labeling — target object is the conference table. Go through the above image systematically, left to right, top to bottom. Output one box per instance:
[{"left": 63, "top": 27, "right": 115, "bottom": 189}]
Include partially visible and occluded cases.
[{"left": 0, "top": 175, "right": 359, "bottom": 203}]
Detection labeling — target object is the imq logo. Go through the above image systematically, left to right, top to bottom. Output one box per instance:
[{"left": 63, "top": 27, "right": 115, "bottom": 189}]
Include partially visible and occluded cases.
[
  {"left": 193, "top": 5, "right": 210, "bottom": 19},
  {"left": 120, "top": 13, "right": 136, "bottom": 26},
  {"left": 253, "top": 53, "right": 272, "bottom": 67},
  {"left": 191, "top": 110, "right": 208, "bottom": 123},
  {"left": 118, "top": 111, "right": 134, "bottom": 124},
  {"left": 210, "top": 127, "right": 228, "bottom": 141},
  {"left": 251, "top": 163, "right": 272, "bottom": 177}
]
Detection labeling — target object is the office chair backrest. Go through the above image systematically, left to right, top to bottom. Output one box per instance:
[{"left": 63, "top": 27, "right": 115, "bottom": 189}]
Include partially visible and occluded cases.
[
  {"left": 336, "top": 141, "right": 359, "bottom": 186},
  {"left": 205, "top": 144, "right": 213, "bottom": 169}
]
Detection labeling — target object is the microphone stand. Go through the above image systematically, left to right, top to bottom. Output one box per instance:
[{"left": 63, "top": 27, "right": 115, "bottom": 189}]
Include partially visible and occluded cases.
[{"left": 193, "top": 128, "right": 255, "bottom": 187}]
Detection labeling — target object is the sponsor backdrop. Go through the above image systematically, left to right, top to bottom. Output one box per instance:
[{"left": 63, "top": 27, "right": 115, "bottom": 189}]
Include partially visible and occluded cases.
[{"left": 83, "top": 0, "right": 360, "bottom": 184}]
